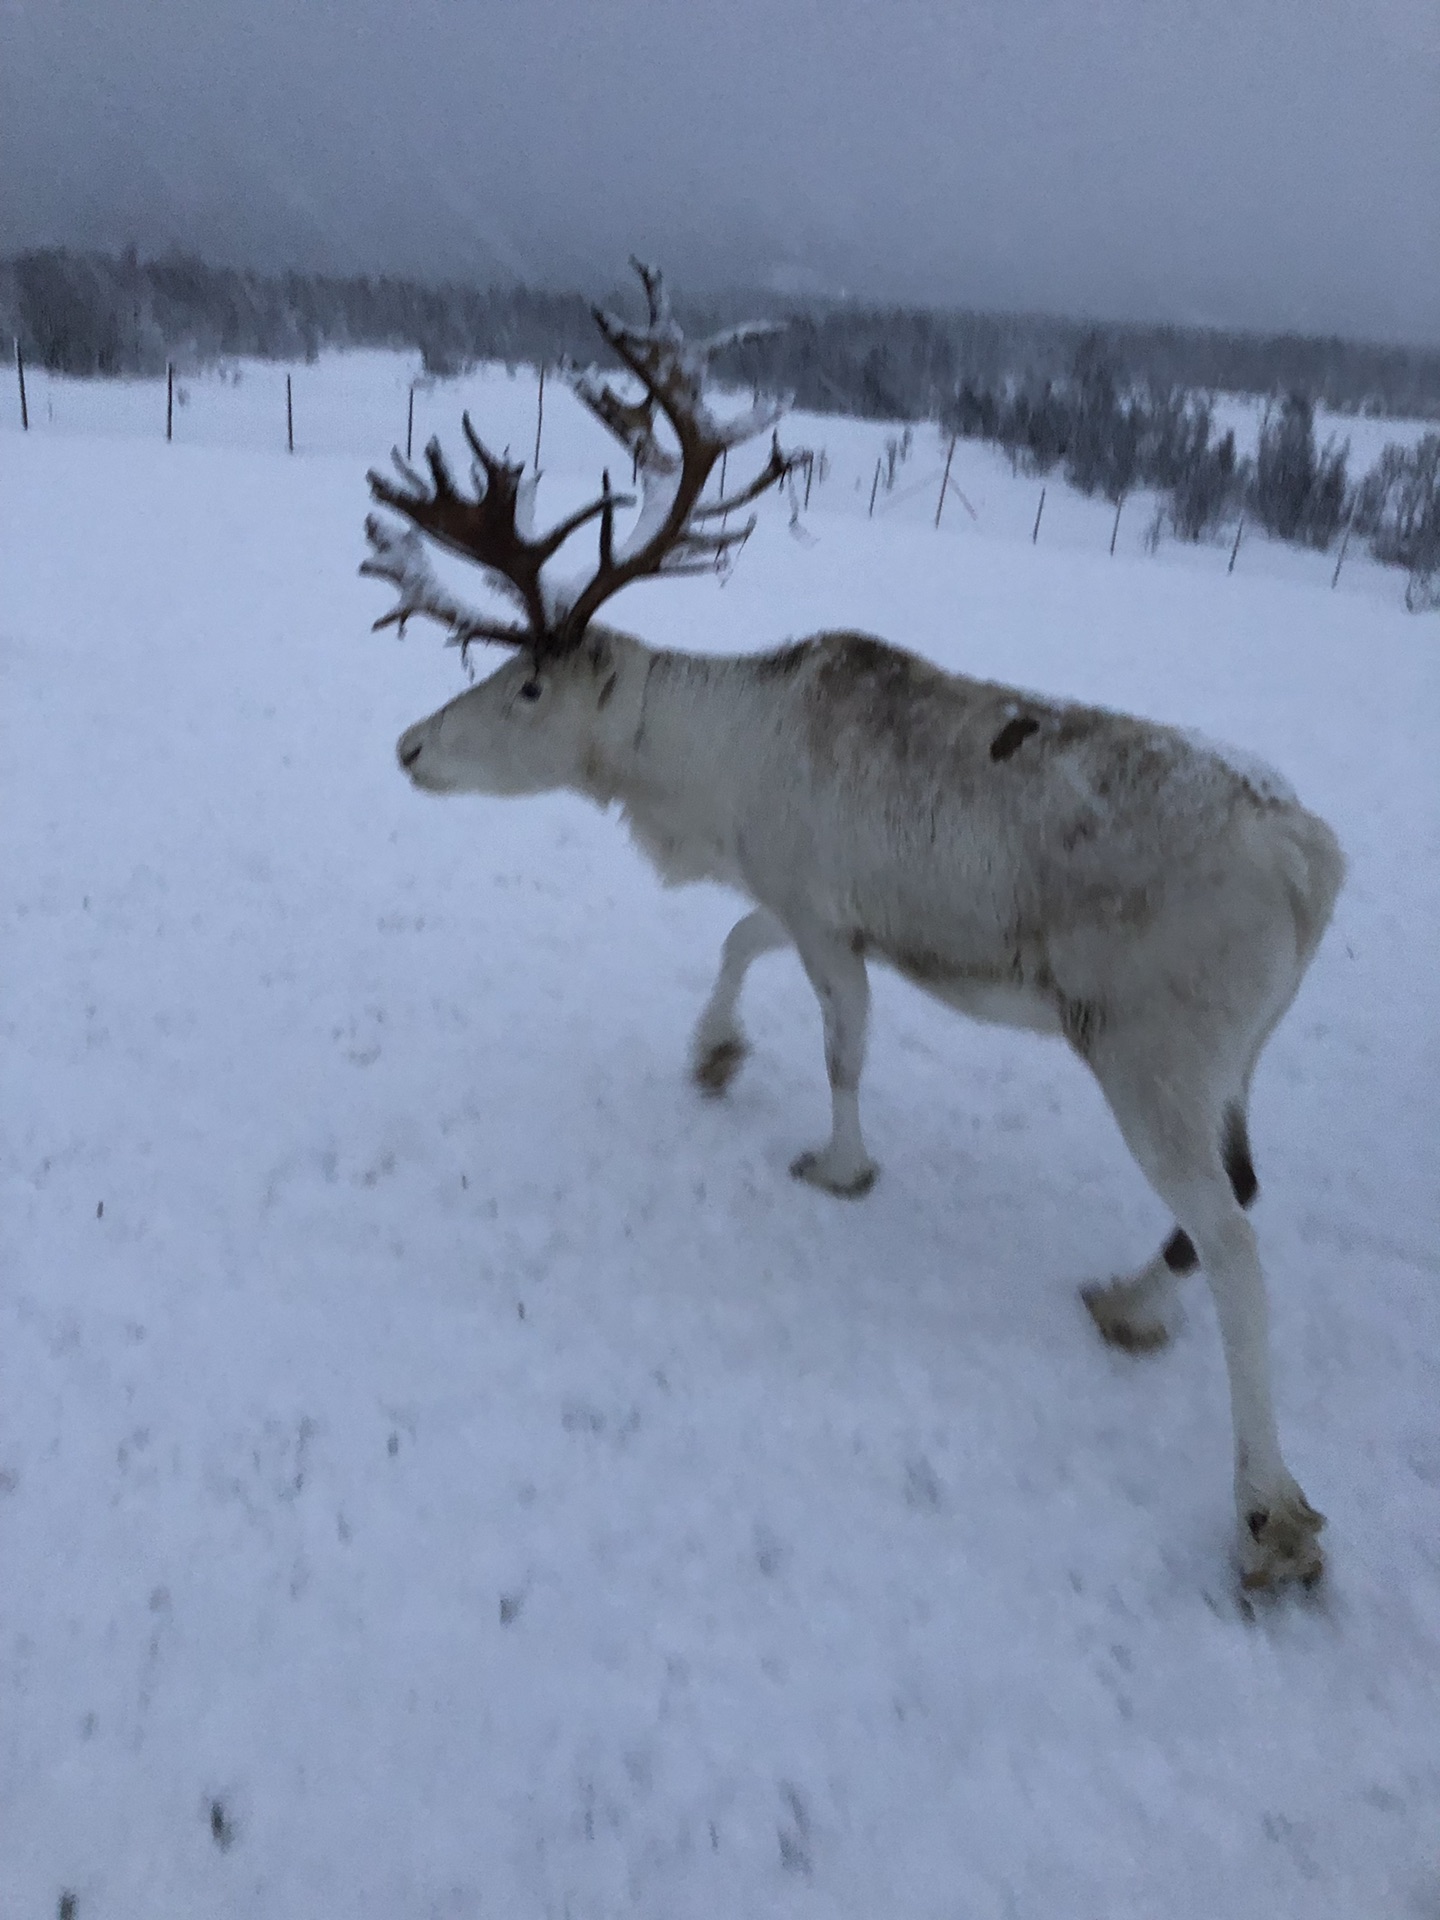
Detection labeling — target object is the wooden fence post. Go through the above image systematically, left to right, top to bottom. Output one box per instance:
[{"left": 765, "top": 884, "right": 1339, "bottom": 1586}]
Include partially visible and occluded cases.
[
  {"left": 15, "top": 340, "right": 28, "bottom": 431},
  {"left": 166, "top": 361, "right": 174, "bottom": 442},
  {"left": 286, "top": 373, "right": 294, "bottom": 454},
  {"left": 406, "top": 383, "right": 415, "bottom": 461},
  {"left": 935, "top": 435, "right": 957, "bottom": 528},
  {"left": 803, "top": 451, "right": 813, "bottom": 511},
  {"left": 868, "top": 457, "right": 881, "bottom": 518},
  {"left": 1031, "top": 486, "right": 1046, "bottom": 543},
  {"left": 1110, "top": 495, "right": 1124, "bottom": 555},
  {"left": 1330, "top": 498, "right": 1358, "bottom": 588},
  {"left": 1228, "top": 516, "right": 1244, "bottom": 574}
]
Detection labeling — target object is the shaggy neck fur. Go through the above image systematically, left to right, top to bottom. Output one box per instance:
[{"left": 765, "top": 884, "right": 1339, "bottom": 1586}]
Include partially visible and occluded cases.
[{"left": 577, "top": 631, "right": 765, "bottom": 887}]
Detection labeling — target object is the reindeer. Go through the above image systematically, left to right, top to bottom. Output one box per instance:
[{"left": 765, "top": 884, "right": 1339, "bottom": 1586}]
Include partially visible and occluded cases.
[{"left": 362, "top": 263, "right": 1343, "bottom": 1593}]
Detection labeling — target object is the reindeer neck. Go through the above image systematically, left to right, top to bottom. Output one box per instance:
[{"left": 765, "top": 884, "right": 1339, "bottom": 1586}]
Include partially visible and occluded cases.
[{"left": 583, "top": 629, "right": 764, "bottom": 828}]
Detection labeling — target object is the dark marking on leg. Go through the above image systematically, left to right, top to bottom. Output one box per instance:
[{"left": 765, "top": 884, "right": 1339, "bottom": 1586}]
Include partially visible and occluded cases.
[
  {"left": 989, "top": 714, "right": 1041, "bottom": 762},
  {"left": 694, "top": 1039, "right": 746, "bottom": 1096},
  {"left": 1221, "top": 1103, "right": 1259, "bottom": 1208},
  {"left": 789, "top": 1150, "right": 876, "bottom": 1198},
  {"left": 1162, "top": 1227, "right": 1198, "bottom": 1274}
]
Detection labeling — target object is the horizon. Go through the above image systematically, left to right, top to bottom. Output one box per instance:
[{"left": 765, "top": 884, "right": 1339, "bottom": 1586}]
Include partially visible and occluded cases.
[{"left": 7, "top": 241, "right": 1440, "bottom": 363}]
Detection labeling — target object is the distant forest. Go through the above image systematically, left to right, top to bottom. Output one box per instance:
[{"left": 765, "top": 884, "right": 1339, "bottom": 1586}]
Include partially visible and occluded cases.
[
  {"left": 4, "top": 245, "right": 1439, "bottom": 422},
  {"left": 5, "top": 247, "right": 1438, "bottom": 598}
]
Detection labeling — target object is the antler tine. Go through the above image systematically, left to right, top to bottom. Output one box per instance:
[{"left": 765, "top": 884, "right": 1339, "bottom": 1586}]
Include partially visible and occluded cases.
[
  {"left": 629, "top": 257, "right": 672, "bottom": 331},
  {"left": 363, "top": 261, "right": 807, "bottom": 660},
  {"left": 553, "top": 280, "right": 806, "bottom": 644},
  {"left": 590, "top": 309, "right": 711, "bottom": 459},
  {"left": 689, "top": 318, "right": 785, "bottom": 358},
  {"left": 568, "top": 365, "right": 679, "bottom": 476},
  {"left": 462, "top": 413, "right": 522, "bottom": 488},
  {"left": 366, "top": 425, "right": 638, "bottom": 654},
  {"left": 366, "top": 432, "right": 547, "bottom": 632},
  {"left": 690, "top": 433, "right": 801, "bottom": 521},
  {"left": 424, "top": 436, "right": 464, "bottom": 502},
  {"left": 389, "top": 445, "right": 427, "bottom": 492},
  {"left": 536, "top": 480, "right": 637, "bottom": 563},
  {"left": 360, "top": 516, "right": 532, "bottom": 653},
  {"left": 662, "top": 517, "right": 759, "bottom": 568}
]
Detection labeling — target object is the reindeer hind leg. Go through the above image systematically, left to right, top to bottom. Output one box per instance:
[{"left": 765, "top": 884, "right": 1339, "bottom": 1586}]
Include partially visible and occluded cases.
[
  {"left": 1087, "top": 1027, "right": 1322, "bottom": 1588},
  {"left": 1083, "top": 1104, "right": 1260, "bottom": 1352},
  {"left": 1082, "top": 1233, "right": 1191, "bottom": 1352}
]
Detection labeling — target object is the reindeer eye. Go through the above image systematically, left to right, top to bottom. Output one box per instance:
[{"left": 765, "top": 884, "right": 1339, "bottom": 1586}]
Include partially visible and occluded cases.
[{"left": 519, "top": 678, "right": 544, "bottom": 702}]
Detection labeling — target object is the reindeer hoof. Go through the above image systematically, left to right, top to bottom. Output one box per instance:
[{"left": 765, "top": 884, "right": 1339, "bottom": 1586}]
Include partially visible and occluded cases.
[
  {"left": 692, "top": 1038, "right": 747, "bottom": 1097},
  {"left": 789, "top": 1151, "right": 877, "bottom": 1198},
  {"left": 1080, "top": 1279, "right": 1174, "bottom": 1353},
  {"left": 1238, "top": 1488, "right": 1326, "bottom": 1592}
]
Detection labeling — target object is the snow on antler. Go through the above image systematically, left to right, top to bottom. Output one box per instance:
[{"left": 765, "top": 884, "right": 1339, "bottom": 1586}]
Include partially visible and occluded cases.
[
  {"left": 364, "top": 259, "right": 805, "bottom": 655},
  {"left": 359, "top": 518, "right": 531, "bottom": 652}
]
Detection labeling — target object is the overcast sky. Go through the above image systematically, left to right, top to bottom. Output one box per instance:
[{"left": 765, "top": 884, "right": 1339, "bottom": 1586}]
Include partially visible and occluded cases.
[{"left": 2, "top": 0, "right": 1436, "bottom": 343}]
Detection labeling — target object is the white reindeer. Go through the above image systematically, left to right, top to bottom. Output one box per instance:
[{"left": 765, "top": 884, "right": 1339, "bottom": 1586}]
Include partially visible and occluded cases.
[{"left": 363, "top": 263, "right": 1343, "bottom": 1592}]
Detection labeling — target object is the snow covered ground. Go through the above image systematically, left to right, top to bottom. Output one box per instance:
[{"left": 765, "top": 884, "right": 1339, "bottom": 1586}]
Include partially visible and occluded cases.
[{"left": 3, "top": 356, "right": 1438, "bottom": 1918}]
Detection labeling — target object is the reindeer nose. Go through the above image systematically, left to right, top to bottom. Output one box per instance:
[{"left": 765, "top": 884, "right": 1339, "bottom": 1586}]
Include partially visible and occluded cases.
[{"left": 397, "top": 730, "right": 424, "bottom": 771}]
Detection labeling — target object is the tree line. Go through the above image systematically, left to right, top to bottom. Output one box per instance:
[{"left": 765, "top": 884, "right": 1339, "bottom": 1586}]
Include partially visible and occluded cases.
[
  {"left": 4, "top": 245, "right": 1437, "bottom": 595},
  {"left": 6, "top": 245, "right": 1437, "bottom": 417},
  {"left": 936, "top": 345, "right": 1437, "bottom": 591}
]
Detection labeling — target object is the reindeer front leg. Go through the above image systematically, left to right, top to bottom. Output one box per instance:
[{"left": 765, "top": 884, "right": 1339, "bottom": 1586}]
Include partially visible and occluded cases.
[
  {"left": 691, "top": 909, "right": 789, "bottom": 1094},
  {"left": 787, "top": 925, "right": 877, "bottom": 1198}
]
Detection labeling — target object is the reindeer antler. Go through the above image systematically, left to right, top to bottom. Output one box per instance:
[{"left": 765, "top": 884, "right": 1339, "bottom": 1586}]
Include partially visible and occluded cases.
[
  {"left": 364, "top": 260, "right": 804, "bottom": 655},
  {"left": 557, "top": 262, "right": 801, "bottom": 643},
  {"left": 359, "top": 517, "right": 532, "bottom": 654}
]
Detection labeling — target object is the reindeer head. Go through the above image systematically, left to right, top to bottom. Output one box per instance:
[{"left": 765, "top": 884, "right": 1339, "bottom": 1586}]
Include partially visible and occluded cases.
[
  {"left": 364, "top": 260, "right": 802, "bottom": 798},
  {"left": 393, "top": 635, "right": 630, "bottom": 797}
]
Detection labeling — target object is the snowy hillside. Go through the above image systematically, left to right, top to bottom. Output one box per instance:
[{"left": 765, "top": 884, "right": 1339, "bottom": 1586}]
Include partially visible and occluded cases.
[{"left": 2, "top": 357, "right": 1438, "bottom": 1918}]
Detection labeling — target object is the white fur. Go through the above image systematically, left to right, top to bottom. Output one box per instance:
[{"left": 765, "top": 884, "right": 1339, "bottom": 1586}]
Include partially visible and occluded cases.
[{"left": 397, "top": 624, "right": 1344, "bottom": 1591}]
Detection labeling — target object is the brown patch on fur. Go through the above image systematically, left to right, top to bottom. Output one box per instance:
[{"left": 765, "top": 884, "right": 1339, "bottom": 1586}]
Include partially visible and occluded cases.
[
  {"left": 808, "top": 633, "right": 958, "bottom": 767},
  {"left": 989, "top": 714, "right": 1040, "bottom": 761},
  {"left": 1083, "top": 732, "right": 1178, "bottom": 803},
  {"left": 888, "top": 946, "right": 1025, "bottom": 992},
  {"left": 892, "top": 946, "right": 953, "bottom": 985},
  {"left": 693, "top": 1039, "right": 746, "bottom": 1095},
  {"left": 1221, "top": 1103, "right": 1258, "bottom": 1208},
  {"left": 1162, "top": 1227, "right": 1199, "bottom": 1275}
]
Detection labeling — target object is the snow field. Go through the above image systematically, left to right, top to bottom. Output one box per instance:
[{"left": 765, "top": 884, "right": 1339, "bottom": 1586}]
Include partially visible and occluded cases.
[{"left": 2, "top": 359, "right": 1438, "bottom": 1917}]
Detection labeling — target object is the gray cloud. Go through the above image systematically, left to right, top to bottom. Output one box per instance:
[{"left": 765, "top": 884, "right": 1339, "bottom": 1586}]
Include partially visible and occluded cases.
[{"left": 2, "top": 0, "right": 1436, "bottom": 342}]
